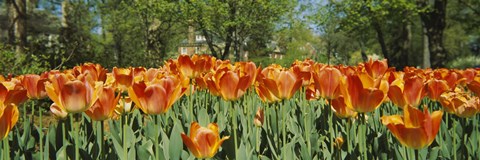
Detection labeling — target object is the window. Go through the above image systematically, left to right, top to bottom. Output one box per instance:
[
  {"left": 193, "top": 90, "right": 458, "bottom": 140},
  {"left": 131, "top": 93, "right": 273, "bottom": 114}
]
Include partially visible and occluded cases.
[{"left": 181, "top": 47, "right": 187, "bottom": 55}]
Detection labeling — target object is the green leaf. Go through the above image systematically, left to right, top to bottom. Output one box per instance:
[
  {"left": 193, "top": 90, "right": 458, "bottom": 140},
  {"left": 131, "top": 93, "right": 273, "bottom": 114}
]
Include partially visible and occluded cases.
[
  {"left": 198, "top": 108, "right": 210, "bottom": 126},
  {"left": 169, "top": 121, "right": 183, "bottom": 160},
  {"left": 136, "top": 140, "right": 154, "bottom": 159},
  {"left": 56, "top": 144, "right": 68, "bottom": 160}
]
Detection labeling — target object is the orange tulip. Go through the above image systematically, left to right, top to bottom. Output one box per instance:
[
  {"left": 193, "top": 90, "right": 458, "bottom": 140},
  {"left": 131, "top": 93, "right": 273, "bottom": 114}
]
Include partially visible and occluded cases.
[
  {"left": 178, "top": 54, "right": 216, "bottom": 79},
  {"left": 178, "top": 55, "right": 196, "bottom": 78},
  {"left": 291, "top": 59, "right": 315, "bottom": 86},
  {"left": 363, "top": 59, "right": 389, "bottom": 79},
  {"left": 234, "top": 61, "right": 258, "bottom": 87},
  {"left": 72, "top": 63, "right": 108, "bottom": 82},
  {"left": 255, "top": 65, "right": 302, "bottom": 102},
  {"left": 312, "top": 66, "right": 344, "bottom": 100},
  {"left": 112, "top": 67, "right": 134, "bottom": 91},
  {"left": 205, "top": 68, "right": 250, "bottom": 101},
  {"left": 460, "top": 68, "right": 477, "bottom": 84},
  {"left": 45, "top": 73, "right": 103, "bottom": 113},
  {"left": 344, "top": 73, "right": 389, "bottom": 113},
  {"left": 21, "top": 74, "right": 48, "bottom": 99},
  {"left": 128, "top": 75, "right": 186, "bottom": 115},
  {"left": 387, "top": 76, "right": 426, "bottom": 108},
  {"left": 466, "top": 76, "right": 480, "bottom": 96},
  {"left": 425, "top": 79, "right": 449, "bottom": 101},
  {"left": 0, "top": 80, "right": 28, "bottom": 112},
  {"left": 85, "top": 86, "right": 120, "bottom": 121},
  {"left": 439, "top": 90, "right": 480, "bottom": 118},
  {"left": 331, "top": 96, "right": 358, "bottom": 119},
  {"left": 112, "top": 97, "right": 133, "bottom": 120},
  {"left": 50, "top": 103, "right": 68, "bottom": 119},
  {"left": 0, "top": 104, "right": 19, "bottom": 140},
  {"left": 381, "top": 106, "right": 443, "bottom": 149},
  {"left": 254, "top": 107, "right": 264, "bottom": 127},
  {"left": 181, "top": 122, "right": 230, "bottom": 159}
]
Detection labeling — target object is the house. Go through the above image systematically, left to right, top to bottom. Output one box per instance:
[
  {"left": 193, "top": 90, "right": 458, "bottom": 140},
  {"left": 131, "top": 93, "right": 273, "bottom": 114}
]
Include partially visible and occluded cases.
[{"left": 177, "top": 26, "right": 209, "bottom": 55}]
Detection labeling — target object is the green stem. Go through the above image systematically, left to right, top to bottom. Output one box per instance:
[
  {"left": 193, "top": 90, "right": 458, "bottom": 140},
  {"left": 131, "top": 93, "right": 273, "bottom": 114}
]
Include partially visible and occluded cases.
[
  {"left": 189, "top": 84, "right": 194, "bottom": 122},
  {"left": 304, "top": 98, "right": 311, "bottom": 157},
  {"left": 328, "top": 99, "right": 334, "bottom": 155},
  {"left": 282, "top": 100, "right": 287, "bottom": 160},
  {"left": 230, "top": 101, "right": 238, "bottom": 159},
  {"left": 39, "top": 104, "right": 43, "bottom": 160},
  {"left": 361, "top": 113, "right": 367, "bottom": 160},
  {"left": 70, "top": 114, "right": 79, "bottom": 160},
  {"left": 124, "top": 114, "right": 128, "bottom": 160},
  {"left": 155, "top": 115, "right": 161, "bottom": 160},
  {"left": 475, "top": 115, "right": 479, "bottom": 158},
  {"left": 453, "top": 116, "right": 457, "bottom": 160},
  {"left": 346, "top": 119, "right": 351, "bottom": 154},
  {"left": 62, "top": 120, "right": 67, "bottom": 159},
  {"left": 100, "top": 121, "right": 105, "bottom": 160},
  {"left": 256, "top": 126, "right": 261, "bottom": 154},
  {"left": 3, "top": 135, "right": 9, "bottom": 160},
  {"left": 402, "top": 145, "right": 407, "bottom": 160},
  {"left": 415, "top": 149, "right": 419, "bottom": 160}
]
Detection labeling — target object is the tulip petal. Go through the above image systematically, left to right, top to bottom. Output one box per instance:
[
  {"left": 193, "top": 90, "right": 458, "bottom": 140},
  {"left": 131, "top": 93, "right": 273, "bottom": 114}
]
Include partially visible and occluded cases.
[{"left": 181, "top": 133, "right": 201, "bottom": 158}]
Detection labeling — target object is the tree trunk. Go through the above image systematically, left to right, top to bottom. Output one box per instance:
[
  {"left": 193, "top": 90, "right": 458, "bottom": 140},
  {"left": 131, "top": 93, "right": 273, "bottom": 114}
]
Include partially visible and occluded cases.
[
  {"left": 6, "top": 0, "right": 15, "bottom": 45},
  {"left": 14, "top": 0, "right": 27, "bottom": 56},
  {"left": 417, "top": 0, "right": 448, "bottom": 68},
  {"left": 222, "top": 1, "right": 236, "bottom": 60},
  {"left": 389, "top": 19, "right": 411, "bottom": 70},
  {"left": 372, "top": 20, "right": 390, "bottom": 62},
  {"left": 422, "top": 24, "right": 431, "bottom": 68},
  {"left": 201, "top": 28, "right": 218, "bottom": 58}
]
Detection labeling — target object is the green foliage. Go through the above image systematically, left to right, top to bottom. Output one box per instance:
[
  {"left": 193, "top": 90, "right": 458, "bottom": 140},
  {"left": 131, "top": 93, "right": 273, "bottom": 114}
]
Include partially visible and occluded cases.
[
  {"left": 0, "top": 45, "right": 48, "bottom": 75},
  {"left": 447, "top": 55, "right": 480, "bottom": 69},
  {"left": 6, "top": 89, "right": 480, "bottom": 159}
]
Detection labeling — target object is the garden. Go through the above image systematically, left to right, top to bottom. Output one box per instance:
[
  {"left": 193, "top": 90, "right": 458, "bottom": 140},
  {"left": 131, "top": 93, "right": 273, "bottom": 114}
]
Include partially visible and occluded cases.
[{"left": 1, "top": 55, "right": 479, "bottom": 159}]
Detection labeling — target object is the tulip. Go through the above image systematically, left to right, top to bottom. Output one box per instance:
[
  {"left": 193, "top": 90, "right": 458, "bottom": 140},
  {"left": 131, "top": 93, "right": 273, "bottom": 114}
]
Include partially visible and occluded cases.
[
  {"left": 178, "top": 54, "right": 216, "bottom": 79},
  {"left": 291, "top": 59, "right": 315, "bottom": 86},
  {"left": 363, "top": 59, "right": 388, "bottom": 79},
  {"left": 235, "top": 61, "right": 258, "bottom": 87},
  {"left": 72, "top": 63, "right": 108, "bottom": 82},
  {"left": 255, "top": 65, "right": 302, "bottom": 102},
  {"left": 312, "top": 66, "right": 344, "bottom": 100},
  {"left": 112, "top": 67, "right": 134, "bottom": 91},
  {"left": 205, "top": 68, "right": 250, "bottom": 101},
  {"left": 45, "top": 73, "right": 103, "bottom": 113},
  {"left": 344, "top": 73, "right": 389, "bottom": 113},
  {"left": 21, "top": 74, "right": 48, "bottom": 99},
  {"left": 128, "top": 75, "right": 186, "bottom": 115},
  {"left": 388, "top": 76, "right": 426, "bottom": 109},
  {"left": 466, "top": 76, "right": 480, "bottom": 96},
  {"left": 425, "top": 79, "right": 449, "bottom": 101},
  {"left": 0, "top": 80, "right": 28, "bottom": 113},
  {"left": 85, "top": 86, "right": 120, "bottom": 121},
  {"left": 439, "top": 90, "right": 480, "bottom": 118},
  {"left": 113, "top": 96, "right": 133, "bottom": 118},
  {"left": 331, "top": 96, "right": 357, "bottom": 119},
  {"left": 50, "top": 103, "right": 68, "bottom": 119},
  {"left": 0, "top": 104, "right": 19, "bottom": 140},
  {"left": 381, "top": 106, "right": 443, "bottom": 149},
  {"left": 254, "top": 107, "right": 264, "bottom": 127},
  {"left": 181, "top": 122, "right": 230, "bottom": 159},
  {"left": 334, "top": 136, "right": 344, "bottom": 150}
]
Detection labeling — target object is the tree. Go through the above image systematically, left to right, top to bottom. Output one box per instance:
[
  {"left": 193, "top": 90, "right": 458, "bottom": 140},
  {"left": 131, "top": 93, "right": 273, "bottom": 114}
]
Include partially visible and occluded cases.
[
  {"left": 181, "top": 0, "right": 294, "bottom": 60},
  {"left": 417, "top": 0, "right": 448, "bottom": 68}
]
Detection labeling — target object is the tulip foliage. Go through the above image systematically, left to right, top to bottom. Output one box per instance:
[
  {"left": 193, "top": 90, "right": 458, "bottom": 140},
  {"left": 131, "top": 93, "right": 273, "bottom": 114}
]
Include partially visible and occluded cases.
[{"left": 0, "top": 55, "right": 480, "bottom": 159}]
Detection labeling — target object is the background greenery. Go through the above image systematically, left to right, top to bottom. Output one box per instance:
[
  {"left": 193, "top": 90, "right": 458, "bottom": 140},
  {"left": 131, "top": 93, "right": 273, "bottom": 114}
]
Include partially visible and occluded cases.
[{"left": 1, "top": 0, "right": 479, "bottom": 72}]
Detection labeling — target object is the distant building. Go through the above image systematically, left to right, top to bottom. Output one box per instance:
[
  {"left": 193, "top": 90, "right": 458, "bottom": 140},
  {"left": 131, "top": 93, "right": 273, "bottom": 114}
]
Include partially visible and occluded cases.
[{"left": 178, "top": 26, "right": 209, "bottom": 55}]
